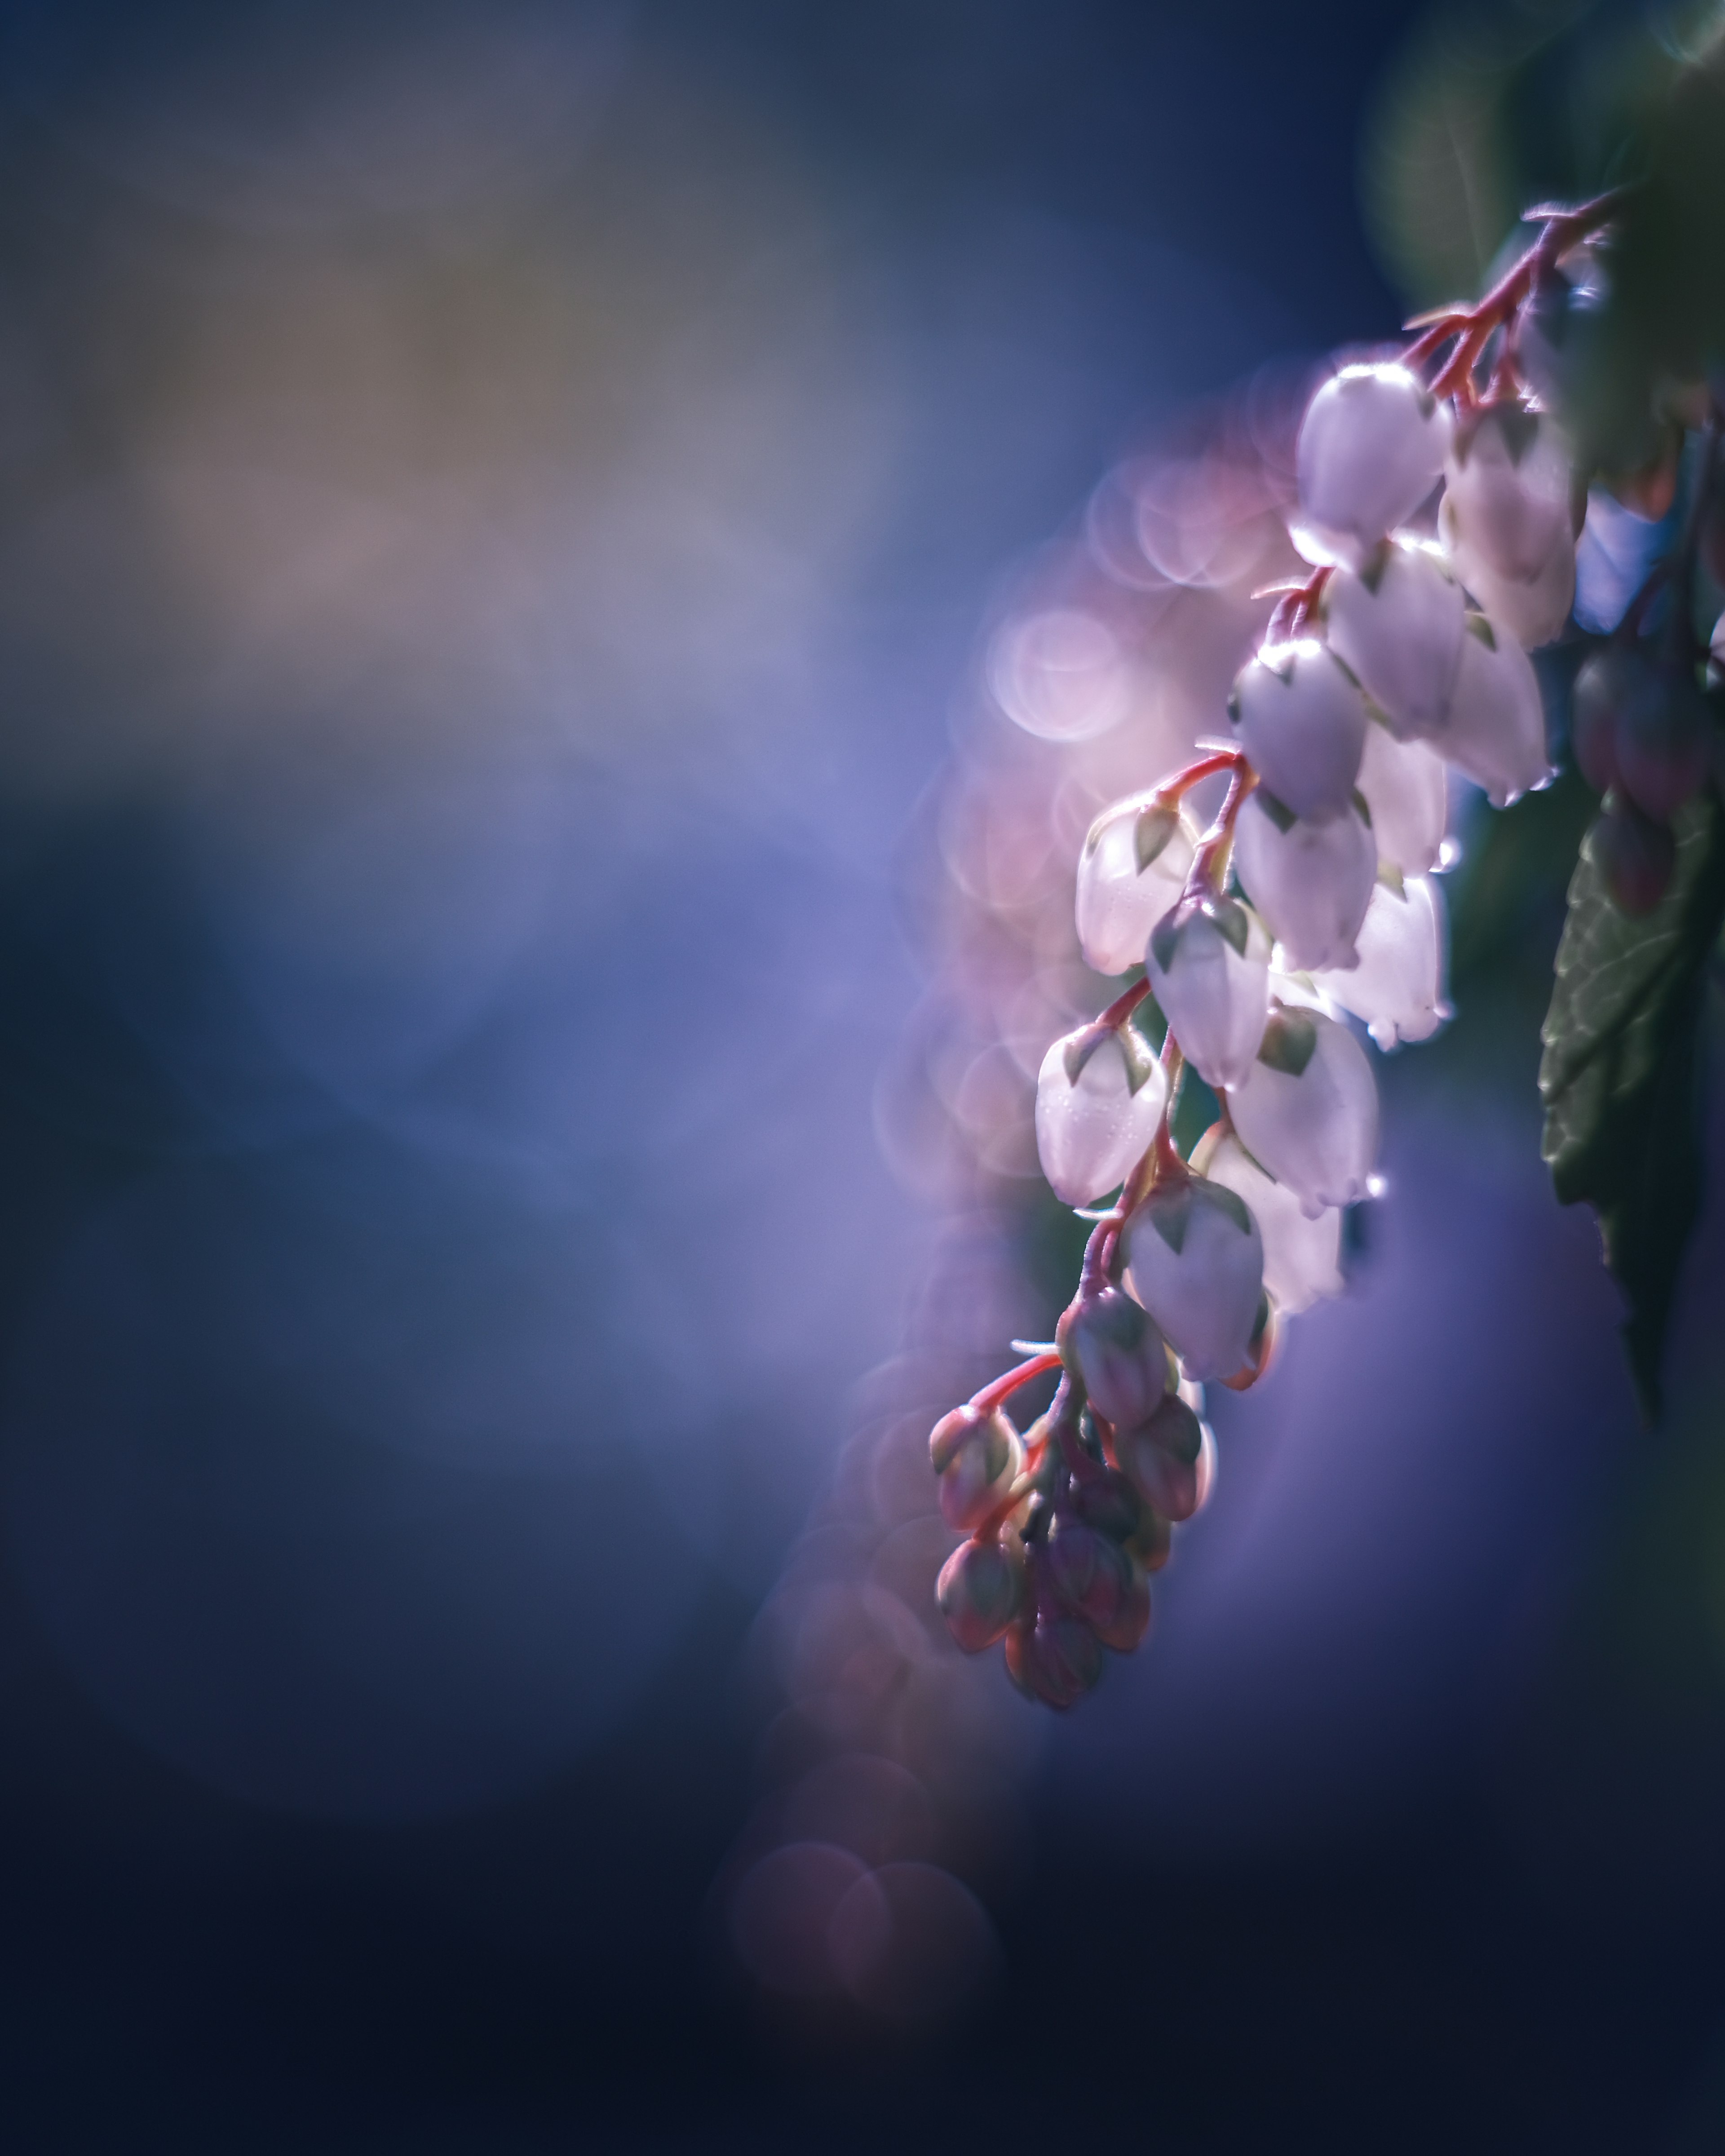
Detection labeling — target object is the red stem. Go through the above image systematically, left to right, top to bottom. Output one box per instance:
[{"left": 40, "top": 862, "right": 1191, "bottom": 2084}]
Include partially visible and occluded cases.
[
  {"left": 1403, "top": 190, "right": 1627, "bottom": 404},
  {"left": 1152, "top": 748, "right": 1247, "bottom": 808},
  {"left": 1096, "top": 975, "right": 1151, "bottom": 1033},
  {"left": 966, "top": 1350, "right": 1062, "bottom": 1417}
]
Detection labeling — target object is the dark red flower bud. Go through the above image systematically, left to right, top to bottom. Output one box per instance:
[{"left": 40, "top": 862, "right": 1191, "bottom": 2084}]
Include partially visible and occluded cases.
[
  {"left": 1570, "top": 648, "right": 1630, "bottom": 794},
  {"left": 1616, "top": 671, "right": 1712, "bottom": 823},
  {"left": 1593, "top": 794, "right": 1676, "bottom": 916},
  {"left": 1057, "top": 1287, "right": 1169, "bottom": 1429},
  {"left": 1113, "top": 1393, "right": 1204, "bottom": 1521},
  {"left": 928, "top": 1403, "right": 982, "bottom": 1474},
  {"left": 938, "top": 1410, "right": 1022, "bottom": 1531},
  {"left": 1067, "top": 1464, "right": 1145, "bottom": 1542},
  {"left": 1125, "top": 1508, "right": 1172, "bottom": 1573},
  {"left": 1044, "top": 1516, "right": 1129, "bottom": 1629},
  {"left": 937, "top": 1532, "right": 1027, "bottom": 1653},
  {"left": 1092, "top": 1558, "right": 1151, "bottom": 1653},
  {"left": 1004, "top": 1611, "right": 1105, "bottom": 1709}
]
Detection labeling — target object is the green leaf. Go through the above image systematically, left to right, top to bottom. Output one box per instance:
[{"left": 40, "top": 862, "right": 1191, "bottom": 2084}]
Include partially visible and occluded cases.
[{"left": 1539, "top": 792, "right": 1725, "bottom": 1419}]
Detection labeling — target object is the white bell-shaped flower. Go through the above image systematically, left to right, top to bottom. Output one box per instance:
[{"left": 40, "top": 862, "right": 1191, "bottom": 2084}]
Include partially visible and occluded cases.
[
  {"left": 1294, "top": 363, "right": 1451, "bottom": 566},
  {"left": 1443, "top": 405, "right": 1575, "bottom": 582},
  {"left": 1440, "top": 407, "right": 1576, "bottom": 649},
  {"left": 1441, "top": 494, "right": 1575, "bottom": 650},
  {"left": 1321, "top": 537, "right": 1464, "bottom": 739},
  {"left": 1433, "top": 611, "right": 1554, "bottom": 807},
  {"left": 1227, "top": 640, "right": 1368, "bottom": 819},
  {"left": 1354, "top": 718, "right": 1449, "bottom": 877},
  {"left": 1231, "top": 788, "right": 1375, "bottom": 974},
  {"left": 1074, "top": 793, "right": 1197, "bottom": 975},
  {"left": 1314, "top": 872, "right": 1448, "bottom": 1049},
  {"left": 1146, "top": 893, "right": 1271, "bottom": 1092},
  {"left": 1226, "top": 1003, "right": 1378, "bottom": 1217},
  {"left": 1035, "top": 1021, "right": 1168, "bottom": 1207},
  {"left": 1196, "top": 1127, "right": 1343, "bottom": 1315},
  {"left": 1123, "top": 1170, "right": 1265, "bottom": 1382}
]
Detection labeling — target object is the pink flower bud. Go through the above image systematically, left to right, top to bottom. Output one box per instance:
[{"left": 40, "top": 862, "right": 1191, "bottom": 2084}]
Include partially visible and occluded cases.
[
  {"left": 1227, "top": 640, "right": 1368, "bottom": 819},
  {"left": 1058, "top": 1287, "right": 1168, "bottom": 1429},
  {"left": 1114, "top": 1392, "right": 1204, "bottom": 1521},
  {"left": 928, "top": 1403, "right": 982, "bottom": 1474},
  {"left": 938, "top": 1409, "right": 1023, "bottom": 1532},
  {"left": 1068, "top": 1463, "right": 1146, "bottom": 1542},
  {"left": 1125, "top": 1507, "right": 1172, "bottom": 1573},
  {"left": 1045, "top": 1515, "right": 1129, "bottom": 1629},
  {"left": 937, "top": 1532, "right": 1028, "bottom": 1653},
  {"left": 1092, "top": 1560, "right": 1150, "bottom": 1653},
  {"left": 1004, "top": 1610, "right": 1105, "bottom": 1709}
]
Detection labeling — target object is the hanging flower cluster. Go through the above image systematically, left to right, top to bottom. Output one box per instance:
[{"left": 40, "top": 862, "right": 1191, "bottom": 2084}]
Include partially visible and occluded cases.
[{"left": 929, "top": 191, "right": 1667, "bottom": 1708}]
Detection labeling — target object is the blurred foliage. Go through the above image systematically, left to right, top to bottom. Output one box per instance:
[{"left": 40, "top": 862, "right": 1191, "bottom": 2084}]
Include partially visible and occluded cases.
[
  {"left": 1367, "top": 0, "right": 1725, "bottom": 465},
  {"left": 1540, "top": 792, "right": 1725, "bottom": 1417}
]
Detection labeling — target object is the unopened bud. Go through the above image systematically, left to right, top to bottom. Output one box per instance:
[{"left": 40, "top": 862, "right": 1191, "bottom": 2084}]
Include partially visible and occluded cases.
[
  {"left": 1592, "top": 794, "right": 1676, "bottom": 916},
  {"left": 1058, "top": 1287, "right": 1168, "bottom": 1429},
  {"left": 1114, "top": 1393, "right": 1204, "bottom": 1522},
  {"left": 928, "top": 1403, "right": 982, "bottom": 1474},
  {"left": 938, "top": 1409, "right": 1023, "bottom": 1532},
  {"left": 1068, "top": 1463, "right": 1146, "bottom": 1542},
  {"left": 1124, "top": 1507, "right": 1172, "bottom": 1573},
  {"left": 1045, "top": 1514, "right": 1131, "bottom": 1629},
  {"left": 937, "top": 1532, "right": 1028, "bottom": 1653},
  {"left": 1092, "top": 1558, "right": 1151, "bottom": 1653},
  {"left": 1004, "top": 1610, "right": 1105, "bottom": 1709}
]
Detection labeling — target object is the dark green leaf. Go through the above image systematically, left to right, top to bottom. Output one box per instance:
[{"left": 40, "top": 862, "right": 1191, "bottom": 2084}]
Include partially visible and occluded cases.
[{"left": 1539, "top": 791, "right": 1725, "bottom": 1418}]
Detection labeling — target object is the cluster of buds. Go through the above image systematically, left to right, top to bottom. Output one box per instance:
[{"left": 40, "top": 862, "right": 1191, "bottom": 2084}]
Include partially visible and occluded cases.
[{"left": 931, "top": 192, "right": 1659, "bottom": 1707}]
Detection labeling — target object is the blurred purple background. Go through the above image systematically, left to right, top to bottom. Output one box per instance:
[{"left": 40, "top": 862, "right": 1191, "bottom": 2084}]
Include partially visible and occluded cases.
[{"left": 0, "top": 0, "right": 1721, "bottom": 2147}]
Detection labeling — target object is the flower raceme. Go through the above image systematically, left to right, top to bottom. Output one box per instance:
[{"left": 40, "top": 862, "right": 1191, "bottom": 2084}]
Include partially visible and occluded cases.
[{"left": 927, "top": 192, "right": 1695, "bottom": 1709}]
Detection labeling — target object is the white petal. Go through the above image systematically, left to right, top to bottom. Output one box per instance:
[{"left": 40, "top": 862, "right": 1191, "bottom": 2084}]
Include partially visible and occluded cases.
[
  {"left": 1296, "top": 364, "right": 1451, "bottom": 563},
  {"left": 1443, "top": 407, "right": 1575, "bottom": 584},
  {"left": 1323, "top": 537, "right": 1464, "bottom": 740},
  {"left": 1432, "top": 611, "right": 1555, "bottom": 805},
  {"left": 1228, "top": 640, "right": 1368, "bottom": 820},
  {"left": 1354, "top": 721, "right": 1449, "bottom": 877},
  {"left": 1232, "top": 791, "right": 1375, "bottom": 973},
  {"left": 1074, "top": 792, "right": 1196, "bottom": 975},
  {"left": 1314, "top": 875, "right": 1448, "bottom": 1049},
  {"left": 1146, "top": 902, "right": 1270, "bottom": 1092},
  {"left": 1227, "top": 1007, "right": 1378, "bottom": 1215},
  {"left": 1035, "top": 1027, "right": 1169, "bottom": 1207},
  {"left": 1200, "top": 1130, "right": 1343, "bottom": 1315},
  {"left": 1123, "top": 1177, "right": 1264, "bottom": 1383}
]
